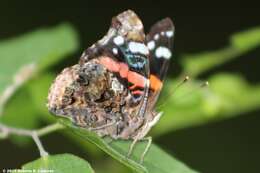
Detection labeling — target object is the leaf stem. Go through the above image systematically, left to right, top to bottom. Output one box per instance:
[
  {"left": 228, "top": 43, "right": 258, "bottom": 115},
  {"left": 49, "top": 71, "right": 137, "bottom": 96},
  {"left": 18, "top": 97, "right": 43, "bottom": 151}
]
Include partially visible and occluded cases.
[
  {"left": 0, "top": 122, "right": 64, "bottom": 157},
  {"left": 37, "top": 122, "right": 65, "bottom": 136}
]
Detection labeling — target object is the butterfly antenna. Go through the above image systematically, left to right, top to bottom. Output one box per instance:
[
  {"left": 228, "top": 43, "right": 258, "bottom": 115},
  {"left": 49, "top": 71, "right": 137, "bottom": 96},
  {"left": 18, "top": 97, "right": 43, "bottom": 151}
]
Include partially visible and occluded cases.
[
  {"left": 156, "top": 76, "right": 190, "bottom": 110},
  {"left": 157, "top": 78, "right": 209, "bottom": 111},
  {"left": 172, "top": 80, "right": 209, "bottom": 104},
  {"left": 201, "top": 81, "right": 209, "bottom": 88}
]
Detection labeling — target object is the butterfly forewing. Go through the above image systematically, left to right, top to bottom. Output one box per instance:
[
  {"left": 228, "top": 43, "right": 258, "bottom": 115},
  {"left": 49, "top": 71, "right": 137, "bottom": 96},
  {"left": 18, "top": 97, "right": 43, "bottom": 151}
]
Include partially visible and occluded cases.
[
  {"left": 80, "top": 10, "right": 150, "bottom": 117},
  {"left": 146, "top": 18, "right": 175, "bottom": 108}
]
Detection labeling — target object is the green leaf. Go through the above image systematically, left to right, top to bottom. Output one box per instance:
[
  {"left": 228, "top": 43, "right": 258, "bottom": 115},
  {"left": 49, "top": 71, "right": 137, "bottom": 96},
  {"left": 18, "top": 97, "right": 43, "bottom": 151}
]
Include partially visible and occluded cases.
[
  {"left": 0, "top": 23, "right": 79, "bottom": 115},
  {"left": 181, "top": 26, "right": 260, "bottom": 76},
  {"left": 231, "top": 26, "right": 260, "bottom": 51},
  {"left": 206, "top": 73, "right": 260, "bottom": 115},
  {"left": 152, "top": 74, "right": 260, "bottom": 136},
  {"left": 60, "top": 119, "right": 198, "bottom": 173},
  {"left": 22, "top": 154, "right": 94, "bottom": 173}
]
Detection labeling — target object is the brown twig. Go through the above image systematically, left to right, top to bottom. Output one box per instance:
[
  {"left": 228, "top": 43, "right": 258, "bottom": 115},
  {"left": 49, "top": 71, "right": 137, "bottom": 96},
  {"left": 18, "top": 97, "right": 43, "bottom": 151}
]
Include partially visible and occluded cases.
[{"left": 0, "top": 122, "right": 64, "bottom": 157}]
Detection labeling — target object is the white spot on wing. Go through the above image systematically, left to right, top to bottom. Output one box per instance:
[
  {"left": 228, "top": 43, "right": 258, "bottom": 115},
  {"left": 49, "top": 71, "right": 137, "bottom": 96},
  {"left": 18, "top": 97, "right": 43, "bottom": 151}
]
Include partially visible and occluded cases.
[
  {"left": 166, "top": 30, "right": 174, "bottom": 38},
  {"left": 161, "top": 31, "right": 165, "bottom": 36},
  {"left": 154, "top": 34, "right": 159, "bottom": 40},
  {"left": 113, "top": 36, "right": 124, "bottom": 45},
  {"left": 147, "top": 41, "right": 155, "bottom": 50},
  {"left": 129, "top": 42, "right": 149, "bottom": 55},
  {"left": 155, "top": 46, "right": 172, "bottom": 59},
  {"left": 112, "top": 48, "right": 118, "bottom": 55}
]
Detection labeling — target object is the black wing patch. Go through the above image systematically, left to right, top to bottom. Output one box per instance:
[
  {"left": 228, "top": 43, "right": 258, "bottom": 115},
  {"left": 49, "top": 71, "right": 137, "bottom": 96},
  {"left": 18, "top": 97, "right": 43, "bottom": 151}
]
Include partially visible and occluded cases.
[
  {"left": 79, "top": 10, "right": 149, "bottom": 77},
  {"left": 146, "top": 18, "right": 174, "bottom": 82}
]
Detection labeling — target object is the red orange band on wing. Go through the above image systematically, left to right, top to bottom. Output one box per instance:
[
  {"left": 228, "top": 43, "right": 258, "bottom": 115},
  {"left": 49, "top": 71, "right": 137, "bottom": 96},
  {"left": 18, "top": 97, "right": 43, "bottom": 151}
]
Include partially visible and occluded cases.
[
  {"left": 99, "top": 56, "right": 162, "bottom": 91},
  {"left": 149, "top": 74, "right": 163, "bottom": 91},
  {"left": 131, "top": 90, "right": 144, "bottom": 95}
]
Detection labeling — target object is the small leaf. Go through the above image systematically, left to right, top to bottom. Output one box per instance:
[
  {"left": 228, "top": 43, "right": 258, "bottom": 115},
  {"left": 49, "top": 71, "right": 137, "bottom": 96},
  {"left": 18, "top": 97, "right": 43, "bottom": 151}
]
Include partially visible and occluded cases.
[
  {"left": 0, "top": 23, "right": 79, "bottom": 115},
  {"left": 181, "top": 26, "right": 260, "bottom": 76},
  {"left": 231, "top": 27, "right": 260, "bottom": 51},
  {"left": 181, "top": 47, "right": 239, "bottom": 77},
  {"left": 207, "top": 73, "right": 260, "bottom": 115},
  {"left": 60, "top": 119, "right": 198, "bottom": 173},
  {"left": 22, "top": 154, "right": 94, "bottom": 173}
]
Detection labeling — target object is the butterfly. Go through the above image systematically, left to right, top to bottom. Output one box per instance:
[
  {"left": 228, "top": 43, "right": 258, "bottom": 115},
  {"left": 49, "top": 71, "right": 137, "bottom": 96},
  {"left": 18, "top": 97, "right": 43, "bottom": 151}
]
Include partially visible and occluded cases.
[{"left": 47, "top": 10, "right": 174, "bottom": 163}]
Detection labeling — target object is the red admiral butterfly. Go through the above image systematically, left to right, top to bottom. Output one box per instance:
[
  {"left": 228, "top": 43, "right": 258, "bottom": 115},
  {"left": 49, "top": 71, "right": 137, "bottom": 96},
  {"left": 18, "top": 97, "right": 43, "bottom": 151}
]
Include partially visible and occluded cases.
[{"left": 47, "top": 10, "right": 174, "bottom": 163}]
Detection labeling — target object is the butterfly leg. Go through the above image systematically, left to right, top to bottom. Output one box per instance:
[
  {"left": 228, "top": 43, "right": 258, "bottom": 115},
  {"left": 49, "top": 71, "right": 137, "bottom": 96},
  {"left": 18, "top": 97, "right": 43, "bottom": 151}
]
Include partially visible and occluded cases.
[
  {"left": 126, "top": 112, "right": 163, "bottom": 162},
  {"left": 126, "top": 136, "right": 152, "bottom": 164},
  {"left": 140, "top": 136, "right": 152, "bottom": 164},
  {"left": 127, "top": 138, "right": 139, "bottom": 158}
]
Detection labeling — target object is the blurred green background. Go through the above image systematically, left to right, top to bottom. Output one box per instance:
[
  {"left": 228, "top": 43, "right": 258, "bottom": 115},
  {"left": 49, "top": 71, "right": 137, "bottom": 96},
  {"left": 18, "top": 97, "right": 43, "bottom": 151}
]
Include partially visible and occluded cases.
[{"left": 0, "top": 0, "right": 259, "bottom": 173}]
